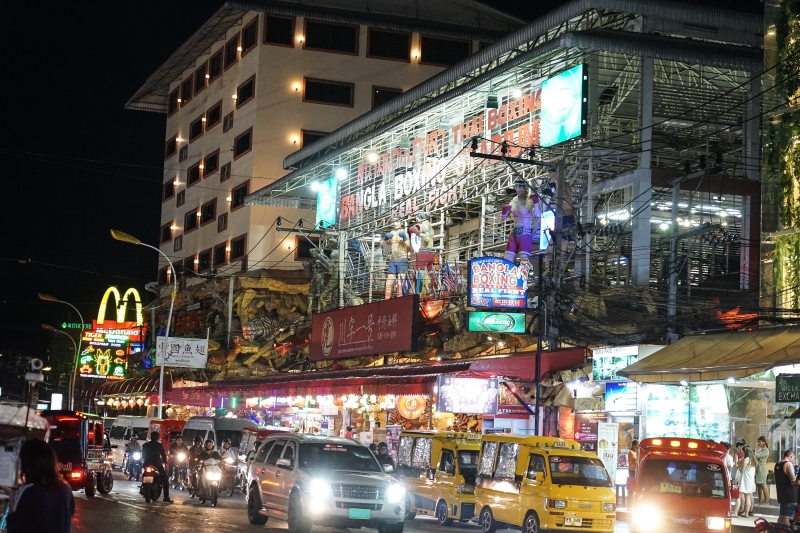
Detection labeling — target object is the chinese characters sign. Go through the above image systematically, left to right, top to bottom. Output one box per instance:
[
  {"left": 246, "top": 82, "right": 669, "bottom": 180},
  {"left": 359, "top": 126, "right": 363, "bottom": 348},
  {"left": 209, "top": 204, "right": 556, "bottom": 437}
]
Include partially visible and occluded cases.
[
  {"left": 468, "top": 257, "right": 528, "bottom": 308},
  {"left": 309, "top": 295, "right": 419, "bottom": 361},
  {"left": 155, "top": 336, "right": 209, "bottom": 368},
  {"left": 436, "top": 376, "right": 498, "bottom": 415}
]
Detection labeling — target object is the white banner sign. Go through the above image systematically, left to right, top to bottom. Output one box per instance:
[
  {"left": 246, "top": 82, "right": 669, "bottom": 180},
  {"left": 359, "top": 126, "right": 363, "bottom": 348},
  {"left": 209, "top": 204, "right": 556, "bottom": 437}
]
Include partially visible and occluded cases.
[
  {"left": 156, "top": 336, "right": 209, "bottom": 368},
  {"left": 597, "top": 422, "right": 619, "bottom": 481}
]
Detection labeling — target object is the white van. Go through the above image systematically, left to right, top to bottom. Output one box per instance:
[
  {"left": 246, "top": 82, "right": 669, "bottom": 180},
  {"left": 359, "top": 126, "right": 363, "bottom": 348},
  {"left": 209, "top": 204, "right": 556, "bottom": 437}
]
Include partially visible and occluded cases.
[
  {"left": 108, "top": 415, "right": 152, "bottom": 469},
  {"left": 180, "top": 416, "right": 257, "bottom": 455}
]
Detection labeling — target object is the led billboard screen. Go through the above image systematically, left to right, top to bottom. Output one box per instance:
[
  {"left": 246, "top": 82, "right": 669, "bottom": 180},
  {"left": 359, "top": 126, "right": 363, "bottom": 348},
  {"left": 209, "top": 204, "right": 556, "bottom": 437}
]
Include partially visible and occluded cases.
[
  {"left": 539, "top": 64, "right": 587, "bottom": 147},
  {"left": 316, "top": 177, "right": 337, "bottom": 228}
]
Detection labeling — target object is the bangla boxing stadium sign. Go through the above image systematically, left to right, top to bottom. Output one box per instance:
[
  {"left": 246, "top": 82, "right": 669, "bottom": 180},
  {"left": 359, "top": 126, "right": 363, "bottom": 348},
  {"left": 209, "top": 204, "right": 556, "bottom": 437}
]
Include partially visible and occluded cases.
[{"left": 338, "top": 64, "right": 587, "bottom": 224}]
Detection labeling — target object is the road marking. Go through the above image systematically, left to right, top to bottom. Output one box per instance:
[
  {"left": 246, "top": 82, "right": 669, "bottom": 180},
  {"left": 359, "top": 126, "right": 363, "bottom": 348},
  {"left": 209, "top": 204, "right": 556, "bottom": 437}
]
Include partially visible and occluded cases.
[{"left": 95, "top": 495, "right": 241, "bottom": 531}]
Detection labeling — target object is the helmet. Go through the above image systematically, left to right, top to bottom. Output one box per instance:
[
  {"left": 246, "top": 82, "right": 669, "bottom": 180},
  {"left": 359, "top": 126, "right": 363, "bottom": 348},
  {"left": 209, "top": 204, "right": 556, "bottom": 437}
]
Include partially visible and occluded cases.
[
  {"left": 131, "top": 433, "right": 138, "bottom": 440},
  {"left": 194, "top": 436, "right": 203, "bottom": 445},
  {"left": 222, "top": 438, "right": 231, "bottom": 446},
  {"left": 205, "top": 439, "right": 215, "bottom": 446},
  {"left": 378, "top": 442, "right": 388, "bottom": 450}
]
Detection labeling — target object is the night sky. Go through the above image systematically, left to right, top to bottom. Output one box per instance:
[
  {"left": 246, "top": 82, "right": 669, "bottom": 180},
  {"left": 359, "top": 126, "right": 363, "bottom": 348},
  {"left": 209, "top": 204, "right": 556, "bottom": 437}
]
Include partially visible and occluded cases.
[{"left": 0, "top": 0, "right": 763, "bottom": 357}]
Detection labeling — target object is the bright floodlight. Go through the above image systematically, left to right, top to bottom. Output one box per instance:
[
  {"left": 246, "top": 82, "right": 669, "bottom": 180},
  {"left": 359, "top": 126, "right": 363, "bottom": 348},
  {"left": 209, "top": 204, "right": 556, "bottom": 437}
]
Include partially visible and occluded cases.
[
  {"left": 336, "top": 168, "right": 347, "bottom": 180},
  {"left": 310, "top": 181, "right": 321, "bottom": 192}
]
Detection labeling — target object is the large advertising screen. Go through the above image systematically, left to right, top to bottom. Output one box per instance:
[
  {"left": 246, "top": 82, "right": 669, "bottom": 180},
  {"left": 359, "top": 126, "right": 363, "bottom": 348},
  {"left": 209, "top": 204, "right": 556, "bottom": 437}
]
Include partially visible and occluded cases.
[
  {"left": 539, "top": 64, "right": 587, "bottom": 147},
  {"left": 315, "top": 177, "right": 337, "bottom": 228},
  {"left": 468, "top": 257, "right": 529, "bottom": 308},
  {"left": 309, "top": 295, "right": 419, "bottom": 360},
  {"left": 467, "top": 311, "right": 526, "bottom": 333},
  {"left": 79, "top": 329, "right": 138, "bottom": 379},
  {"left": 592, "top": 345, "right": 639, "bottom": 381},
  {"left": 436, "top": 376, "right": 498, "bottom": 415}
]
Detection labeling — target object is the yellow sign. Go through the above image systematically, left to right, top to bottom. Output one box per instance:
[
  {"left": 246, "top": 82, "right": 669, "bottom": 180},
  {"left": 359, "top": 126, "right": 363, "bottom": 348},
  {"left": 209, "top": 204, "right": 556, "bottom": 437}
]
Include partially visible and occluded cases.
[{"left": 97, "top": 287, "right": 143, "bottom": 326}]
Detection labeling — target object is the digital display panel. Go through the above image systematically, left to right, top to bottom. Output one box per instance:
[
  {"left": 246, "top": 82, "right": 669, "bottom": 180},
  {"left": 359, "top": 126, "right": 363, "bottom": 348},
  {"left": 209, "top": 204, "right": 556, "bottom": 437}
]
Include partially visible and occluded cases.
[
  {"left": 539, "top": 64, "right": 586, "bottom": 147},
  {"left": 316, "top": 177, "right": 337, "bottom": 228},
  {"left": 79, "top": 330, "right": 140, "bottom": 379},
  {"left": 436, "top": 376, "right": 498, "bottom": 415}
]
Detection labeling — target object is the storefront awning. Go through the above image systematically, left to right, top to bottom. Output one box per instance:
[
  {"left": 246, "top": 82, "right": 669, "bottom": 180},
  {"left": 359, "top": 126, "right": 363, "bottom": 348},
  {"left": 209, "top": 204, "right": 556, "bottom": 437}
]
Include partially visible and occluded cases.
[
  {"left": 617, "top": 326, "right": 800, "bottom": 383},
  {"left": 469, "top": 349, "right": 586, "bottom": 381},
  {"left": 80, "top": 375, "right": 172, "bottom": 398}
]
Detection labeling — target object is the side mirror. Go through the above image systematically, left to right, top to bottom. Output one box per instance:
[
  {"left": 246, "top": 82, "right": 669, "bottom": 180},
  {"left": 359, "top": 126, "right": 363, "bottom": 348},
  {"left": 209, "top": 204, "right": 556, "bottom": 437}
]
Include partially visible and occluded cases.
[
  {"left": 111, "top": 445, "right": 119, "bottom": 449},
  {"left": 276, "top": 458, "right": 292, "bottom": 469},
  {"left": 383, "top": 464, "right": 395, "bottom": 473},
  {"left": 444, "top": 464, "right": 455, "bottom": 475},
  {"left": 427, "top": 468, "right": 436, "bottom": 480},
  {"left": 535, "top": 471, "right": 544, "bottom": 484},
  {"left": 626, "top": 477, "right": 635, "bottom": 492}
]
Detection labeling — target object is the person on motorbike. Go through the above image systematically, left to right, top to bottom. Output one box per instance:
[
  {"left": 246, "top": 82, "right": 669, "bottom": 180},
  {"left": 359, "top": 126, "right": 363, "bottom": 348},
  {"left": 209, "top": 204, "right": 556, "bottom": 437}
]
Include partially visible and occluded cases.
[
  {"left": 142, "top": 431, "right": 173, "bottom": 503},
  {"left": 125, "top": 434, "right": 142, "bottom": 480},
  {"left": 169, "top": 435, "right": 190, "bottom": 481},
  {"left": 188, "top": 436, "right": 204, "bottom": 496},
  {"left": 219, "top": 438, "right": 237, "bottom": 491},
  {"left": 197, "top": 440, "right": 222, "bottom": 498},
  {"left": 376, "top": 442, "right": 395, "bottom": 469}
]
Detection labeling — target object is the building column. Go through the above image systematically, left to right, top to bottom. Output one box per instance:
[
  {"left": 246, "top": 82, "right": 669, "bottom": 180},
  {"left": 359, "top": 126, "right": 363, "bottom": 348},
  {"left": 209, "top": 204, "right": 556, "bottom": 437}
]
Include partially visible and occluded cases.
[{"left": 631, "top": 56, "right": 654, "bottom": 287}]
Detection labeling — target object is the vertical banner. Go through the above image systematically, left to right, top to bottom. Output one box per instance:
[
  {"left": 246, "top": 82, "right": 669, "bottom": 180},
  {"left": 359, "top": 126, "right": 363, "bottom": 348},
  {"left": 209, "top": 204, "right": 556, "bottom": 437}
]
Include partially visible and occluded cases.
[{"left": 597, "top": 422, "right": 619, "bottom": 481}]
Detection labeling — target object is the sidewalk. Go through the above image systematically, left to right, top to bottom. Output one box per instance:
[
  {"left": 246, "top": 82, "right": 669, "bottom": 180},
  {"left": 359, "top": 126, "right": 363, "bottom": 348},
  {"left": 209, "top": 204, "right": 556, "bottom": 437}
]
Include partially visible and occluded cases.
[{"left": 616, "top": 502, "right": 779, "bottom": 528}]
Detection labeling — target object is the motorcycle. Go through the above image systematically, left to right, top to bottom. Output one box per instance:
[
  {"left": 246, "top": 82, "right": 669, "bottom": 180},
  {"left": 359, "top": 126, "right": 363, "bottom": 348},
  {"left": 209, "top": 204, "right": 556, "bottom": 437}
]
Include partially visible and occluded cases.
[
  {"left": 126, "top": 450, "right": 143, "bottom": 481},
  {"left": 171, "top": 452, "right": 189, "bottom": 491},
  {"left": 222, "top": 456, "right": 237, "bottom": 497},
  {"left": 198, "top": 458, "right": 222, "bottom": 507},
  {"left": 140, "top": 464, "right": 163, "bottom": 503}
]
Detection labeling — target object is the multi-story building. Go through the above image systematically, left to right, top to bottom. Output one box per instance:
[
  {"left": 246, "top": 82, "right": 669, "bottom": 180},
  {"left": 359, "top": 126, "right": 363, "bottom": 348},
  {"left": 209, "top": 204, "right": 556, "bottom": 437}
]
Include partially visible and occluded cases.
[{"left": 126, "top": 0, "right": 523, "bottom": 289}]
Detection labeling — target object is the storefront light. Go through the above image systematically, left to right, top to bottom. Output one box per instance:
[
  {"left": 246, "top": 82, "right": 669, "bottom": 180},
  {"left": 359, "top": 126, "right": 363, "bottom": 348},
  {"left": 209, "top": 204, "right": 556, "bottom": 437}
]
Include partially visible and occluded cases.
[
  {"left": 336, "top": 168, "right": 347, "bottom": 180},
  {"left": 680, "top": 380, "right": 688, "bottom": 386}
]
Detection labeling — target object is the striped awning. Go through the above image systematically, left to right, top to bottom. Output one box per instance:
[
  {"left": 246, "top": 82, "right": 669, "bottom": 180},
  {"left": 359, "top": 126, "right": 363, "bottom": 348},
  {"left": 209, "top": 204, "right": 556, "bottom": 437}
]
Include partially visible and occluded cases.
[{"left": 80, "top": 375, "right": 172, "bottom": 398}]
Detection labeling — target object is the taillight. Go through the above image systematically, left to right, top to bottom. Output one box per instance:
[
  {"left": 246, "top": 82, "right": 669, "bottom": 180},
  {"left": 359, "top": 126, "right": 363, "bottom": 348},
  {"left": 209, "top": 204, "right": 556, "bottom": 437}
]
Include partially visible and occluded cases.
[
  {"left": 145, "top": 466, "right": 155, "bottom": 473},
  {"left": 70, "top": 471, "right": 82, "bottom": 479}
]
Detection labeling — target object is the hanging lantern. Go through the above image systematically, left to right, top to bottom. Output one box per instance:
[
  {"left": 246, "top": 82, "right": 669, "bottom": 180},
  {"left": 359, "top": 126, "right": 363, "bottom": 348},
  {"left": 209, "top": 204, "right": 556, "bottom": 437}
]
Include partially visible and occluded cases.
[{"left": 136, "top": 398, "right": 144, "bottom": 406}]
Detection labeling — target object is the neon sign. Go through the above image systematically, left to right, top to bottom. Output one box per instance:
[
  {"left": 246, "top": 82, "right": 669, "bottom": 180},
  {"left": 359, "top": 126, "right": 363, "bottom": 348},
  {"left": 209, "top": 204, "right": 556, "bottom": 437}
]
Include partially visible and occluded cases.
[{"left": 468, "top": 257, "right": 529, "bottom": 308}]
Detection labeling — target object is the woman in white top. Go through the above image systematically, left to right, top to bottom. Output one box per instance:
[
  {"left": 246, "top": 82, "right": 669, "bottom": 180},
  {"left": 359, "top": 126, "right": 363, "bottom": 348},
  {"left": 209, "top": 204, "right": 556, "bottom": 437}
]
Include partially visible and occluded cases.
[{"left": 734, "top": 446, "right": 757, "bottom": 517}]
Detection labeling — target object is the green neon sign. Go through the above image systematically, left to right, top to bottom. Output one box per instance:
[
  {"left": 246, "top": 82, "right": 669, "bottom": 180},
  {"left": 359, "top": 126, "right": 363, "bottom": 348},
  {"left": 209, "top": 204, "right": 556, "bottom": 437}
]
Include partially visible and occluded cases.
[
  {"left": 467, "top": 312, "right": 526, "bottom": 333},
  {"left": 62, "top": 322, "right": 92, "bottom": 329}
]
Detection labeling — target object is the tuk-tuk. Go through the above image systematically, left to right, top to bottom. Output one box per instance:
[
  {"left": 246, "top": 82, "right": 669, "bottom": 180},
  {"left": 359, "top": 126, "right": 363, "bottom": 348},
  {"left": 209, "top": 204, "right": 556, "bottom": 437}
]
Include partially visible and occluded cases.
[
  {"left": 43, "top": 410, "right": 113, "bottom": 497},
  {"left": 148, "top": 419, "right": 186, "bottom": 456},
  {"left": 238, "top": 426, "right": 294, "bottom": 495}
]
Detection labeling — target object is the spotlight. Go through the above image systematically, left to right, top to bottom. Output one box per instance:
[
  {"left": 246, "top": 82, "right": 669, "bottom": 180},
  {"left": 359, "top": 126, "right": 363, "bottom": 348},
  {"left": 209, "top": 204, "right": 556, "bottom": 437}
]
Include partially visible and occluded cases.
[
  {"left": 512, "top": 88, "right": 522, "bottom": 98},
  {"left": 486, "top": 94, "right": 499, "bottom": 109},
  {"left": 368, "top": 153, "right": 378, "bottom": 163},
  {"left": 336, "top": 168, "right": 347, "bottom": 180},
  {"left": 311, "top": 181, "right": 321, "bottom": 192},
  {"left": 680, "top": 380, "right": 688, "bottom": 386}
]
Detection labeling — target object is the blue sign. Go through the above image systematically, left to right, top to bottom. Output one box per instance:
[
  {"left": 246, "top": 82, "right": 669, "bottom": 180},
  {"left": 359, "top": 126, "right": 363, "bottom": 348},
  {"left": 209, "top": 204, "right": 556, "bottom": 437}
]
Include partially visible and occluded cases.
[
  {"left": 468, "top": 257, "right": 529, "bottom": 308},
  {"left": 605, "top": 382, "right": 638, "bottom": 412}
]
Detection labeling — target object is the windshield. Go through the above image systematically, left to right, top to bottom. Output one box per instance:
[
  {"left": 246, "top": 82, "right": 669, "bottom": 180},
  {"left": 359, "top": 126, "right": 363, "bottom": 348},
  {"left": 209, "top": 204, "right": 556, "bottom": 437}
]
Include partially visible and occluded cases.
[
  {"left": 217, "top": 430, "right": 242, "bottom": 448},
  {"left": 299, "top": 443, "right": 382, "bottom": 472},
  {"left": 459, "top": 450, "right": 479, "bottom": 484},
  {"left": 549, "top": 456, "right": 612, "bottom": 488},
  {"left": 640, "top": 459, "right": 727, "bottom": 499}
]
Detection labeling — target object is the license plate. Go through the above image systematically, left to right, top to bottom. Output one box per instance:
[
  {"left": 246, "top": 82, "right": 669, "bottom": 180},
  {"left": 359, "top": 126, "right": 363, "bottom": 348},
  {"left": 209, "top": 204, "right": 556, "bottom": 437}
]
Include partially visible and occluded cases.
[
  {"left": 142, "top": 476, "right": 154, "bottom": 483},
  {"left": 348, "top": 508, "right": 371, "bottom": 520},
  {"left": 564, "top": 517, "right": 582, "bottom": 527}
]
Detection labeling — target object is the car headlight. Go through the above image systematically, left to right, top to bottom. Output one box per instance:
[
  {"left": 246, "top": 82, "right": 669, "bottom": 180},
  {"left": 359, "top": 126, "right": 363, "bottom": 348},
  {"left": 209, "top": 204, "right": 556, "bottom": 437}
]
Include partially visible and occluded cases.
[
  {"left": 132, "top": 452, "right": 141, "bottom": 460},
  {"left": 178, "top": 453, "right": 186, "bottom": 461},
  {"left": 225, "top": 457, "right": 235, "bottom": 464},
  {"left": 205, "top": 470, "right": 222, "bottom": 481},
  {"left": 309, "top": 478, "right": 331, "bottom": 498},
  {"left": 386, "top": 484, "right": 405, "bottom": 503},
  {"left": 456, "top": 484, "right": 475, "bottom": 495},
  {"left": 603, "top": 503, "right": 616, "bottom": 512},
  {"left": 634, "top": 506, "right": 660, "bottom": 532},
  {"left": 706, "top": 517, "right": 729, "bottom": 530}
]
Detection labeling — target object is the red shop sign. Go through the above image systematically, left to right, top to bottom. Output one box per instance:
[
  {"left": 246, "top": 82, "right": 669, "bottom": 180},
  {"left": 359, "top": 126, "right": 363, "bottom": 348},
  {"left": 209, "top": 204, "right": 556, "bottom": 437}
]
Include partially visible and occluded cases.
[{"left": 310, "top": 295, "right": 419, "bottom": 361}]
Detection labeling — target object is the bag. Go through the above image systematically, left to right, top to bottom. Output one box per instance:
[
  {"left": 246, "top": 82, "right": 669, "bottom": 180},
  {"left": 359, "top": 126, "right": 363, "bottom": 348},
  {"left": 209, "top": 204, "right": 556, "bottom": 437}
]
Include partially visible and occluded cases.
[{"left": 767, "top": 470, "right": 776, "bottom": 485}]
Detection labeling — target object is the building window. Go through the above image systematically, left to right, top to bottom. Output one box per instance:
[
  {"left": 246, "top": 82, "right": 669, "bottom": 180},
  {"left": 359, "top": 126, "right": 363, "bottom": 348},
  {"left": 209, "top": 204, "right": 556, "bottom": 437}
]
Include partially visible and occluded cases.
[
  {"left": 264, "top": 15, "right": 294, "bottom": 46},
  {"left": 242, "top": 16, "right": 259, "bottom": 55},
  {"left": 304, "top": 20, "right": 358, "bottom": 55},
  {"left": 367, "top": 29, "right": 410, "bottom": 61},
  {"left": 224, "top": 34, "right": 239, "bottom": 69},
  {"left": 420, "top": 35, "right": 470, "bottom": 66},
  {"left": 209, "top": 49, "right": 223, "bottom": 82},
  {"left": 194, "top": 62, "right": 208, "bottom": 94},
  {"left": 237, "top": 76, "right": 256, "bottom": 108},
  {"left": 181, "top": 78, "right": 193, "bottom": 105},
  {"left": 303, "top": 78, "right": 354, "bottom": 107},
  {"left": 372, "top": 86, "right": 402, "bottom": 109},
  {"left": 168, "top": 89, "right": 179, "bottom": 115},
  {"left": 206, "top": 101, "right": 222, "bottom": 130},
  {"left": 223, "top": 112, "right": 234, "bottom": 133},
  {"left": 189, "top": 115, "right": 204, "bottom": 142},
  {"left": 233, "top": 128, "right": 253, "bottom": 159},
  {"left": 302, "top": 130, "right": 327, "bottom": 147},
  {"left": 165, "top": 136, "right": 177, "bottom": 159},
  {"left": 179, "top": 145, "right": 188, "bottom": 162},
  {"left": 204, "top": 149, "right": 220, "bottom": 176},
  {"left": 188, "top": 162, "right": 202, "bottom": 186},
  {"left": 220, "top": 162, "right": 231, "bottom": 182},
  {"left": 163, "top": 179, "right": 176, "bottom": 201},
  {"left": 231, "top": 181, "right": 249, "bottom": 210},
  {"left": 176, "top": 190, "right": 185, "bottom": 207},
  {"left": 201, "top": 199, "right": 217, "bottom": 226},
  {"left": 185, "top": 208, "right": 199, "bottom": 233},
  {"left": 218, "top": 212, "right": 228, "bottom": 232},
  {"left": 160, "top": 222, "right": 173, "bottom": 244},
  {"left": 231, "top": 234, "right": 247, "bottom": 260},
  {"left": 174, "top": 235, "right": 183, "bottom": 252},
  {"left": 294, "top": 236, "right": 319, "bottom": 261},
  {"left": 214, "top": 243, "right": 228, "bottom": 266},
  {"left": 198, "top": 249, "right": 212, "bottom": 273},
  {"left": 189, "top": 254, "right": 198, "bottom": 273},
  {"left": 173, "top": 260, "right": 184, "bottom": 282},
  {"left": 158, "top": 267, "right": 169, "bottom": 286}
]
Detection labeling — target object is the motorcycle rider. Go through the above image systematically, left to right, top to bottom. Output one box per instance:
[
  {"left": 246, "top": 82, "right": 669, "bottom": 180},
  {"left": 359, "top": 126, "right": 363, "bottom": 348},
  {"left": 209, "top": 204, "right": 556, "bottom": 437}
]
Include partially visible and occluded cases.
[
  {"left": 142, "top": 431, "right": 173, "bottom": 503},
  {"left": 125, "top": 433, "right": 142, "bottom": 480},
  {"left": 169, "top": 435, "right": 190, "bottom": 482},
  {"left": 188, "top": 436, "right": 204, "bottom": 496},
  {"left": 219, "top": 438, "right": 237, "bottom": 491},
  {"left": 197, "top": 439, "right": 222, "bottom": 498},
  {"left": 376, "top": 442, "right": 395, "bottom": 469}
]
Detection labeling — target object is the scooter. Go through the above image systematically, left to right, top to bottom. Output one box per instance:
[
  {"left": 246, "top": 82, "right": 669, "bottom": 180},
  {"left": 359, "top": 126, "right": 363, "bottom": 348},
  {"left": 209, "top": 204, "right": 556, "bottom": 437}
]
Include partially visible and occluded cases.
[
  {"left": 126, "top": 450, "right": 143, "bottom": 481},
  {"left": 171, "top": 452, "right": 189, "bottom": 491},
  {"left": 221, "top": 456, "right": 237, "bottom": 497},
  {"left": 198, "top": 458, "right": 222, "bottom": 507},
  {"left": 140, "top": 464, "right": 163, "bottom": 503},
  {"left": 755, "top": 505, "right": 800, "bottom": 533}
]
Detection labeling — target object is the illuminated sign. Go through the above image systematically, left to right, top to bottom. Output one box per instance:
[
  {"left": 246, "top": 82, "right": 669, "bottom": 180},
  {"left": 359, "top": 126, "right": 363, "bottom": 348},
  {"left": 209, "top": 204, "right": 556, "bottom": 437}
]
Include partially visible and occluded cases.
[
  {"left": 539, "top": 64, "right": 587, "bottom": 147},
  {"left": 316, "top": 177, "right": 338, "bottom": 227},
  {"left": 540, "top": 210, "right": 555, "bottom": 250},
  {"left": 468, "top": 257, "right": 529, "bottom": 308},
  {"left": 97, "top": 286, "right": 143, "bottom": 325},
  {"left": 467, "top": 312, "right": 526, "bottom": 333},
  {"left": 61, "top": 322, "right": 92, "bottom": 330},
  {"left": 79, "top": 329, "right": 136, "bottom": 379},
  {"left": 592, "top": 345, "right": 639, "bottom": 381},
  {"left": 776, "top": 374, "right": 800, "bottom": 402},
  {"left": 436, "top": 376, "right": 498, "bottom": 415},
  {"left": 605, "top": 382, "right": 638, "bottom": 412}
]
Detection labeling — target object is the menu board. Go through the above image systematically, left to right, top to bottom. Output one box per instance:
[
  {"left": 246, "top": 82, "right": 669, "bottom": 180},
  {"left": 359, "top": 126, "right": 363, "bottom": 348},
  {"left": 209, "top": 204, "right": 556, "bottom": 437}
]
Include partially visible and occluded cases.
[{"left": 574, "top": 413, "right": 607, "bottom": 452}]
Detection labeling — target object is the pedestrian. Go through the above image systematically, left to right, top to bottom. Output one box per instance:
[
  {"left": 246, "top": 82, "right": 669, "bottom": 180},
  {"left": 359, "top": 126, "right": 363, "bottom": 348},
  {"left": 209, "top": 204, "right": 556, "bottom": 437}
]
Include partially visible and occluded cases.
[
  {"left": 345, "top": 426, "right": 353, "bottom": 438},
  {"left": 755, "top": 436, "right": 770, "bottom": 505},
  {"left": 6, "top": 439, "right": 74, "bottom": 533},
  {"left": 736, "top": 439, "right": 746, "bottom": 461},
  {"left": 627, "top": 440, "right": 639, "bottom": 478},
  {"left": 722, "top": 442, "right": 735, "bottom": 481},
  {"left": 369, "top": 443, "right": 377, "bottom": 453},
  {"left": 734, "top": 446, "right": 756, "bottom": 517},
  {"left": 774, "top": 450, "right": 800, "bottom": 526}
]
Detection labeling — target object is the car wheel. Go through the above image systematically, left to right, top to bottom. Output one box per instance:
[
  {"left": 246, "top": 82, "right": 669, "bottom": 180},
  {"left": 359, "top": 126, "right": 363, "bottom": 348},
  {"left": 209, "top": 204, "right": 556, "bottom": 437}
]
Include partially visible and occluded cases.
[
  {"left": 97, "top": 471, "right": 113, "bottom": 494},
  {"left": 85, "top": 474, "right": 96, "bottom": 499},
  {"left": 248, "top": 486, "right": 268, "bottom": 525},
  {"left": 288, "top": 492, "right": 312, "bottom": 533},
  {"left": 404, "top": 495, "right": 416, "bottom": 521},
  {"left": 437, "top": 501, "right": 454, "bottom": 526},
  {"left": 480, "top": 507, "right": 498, "bottom": 533},
  {"left": 522, "top": 512, "right": 540, "bottom": 533},
  {"left": 377, "top": 523, "right": 404, "bottom": 533}
]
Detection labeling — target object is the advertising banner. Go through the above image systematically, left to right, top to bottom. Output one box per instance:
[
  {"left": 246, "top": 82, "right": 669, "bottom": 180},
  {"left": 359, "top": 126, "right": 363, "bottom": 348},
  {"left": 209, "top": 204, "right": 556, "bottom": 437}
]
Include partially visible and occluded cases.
[
  {"left": 539, "top": 64, "right": 587, "bottom": 147},
  {"left": 315, "top": 176, "right": 337, "bottom": 227},
  {"left": 468, "top": 257, "right": 529, "bottom": 308},
  {"left": 309, "top": 295, "right": 419, "bottom": 361},
  {"left": 467, "top": 311, "right": 526, "bottom": 333},
  {"left": 79, "top": 328, "right": 138, "bottom": 379},
  {"left": 155, "top": 336, "right": 209, "bottom": 368},
  {"left": 592, "top": 345, "right": 639, "bottom": 381},
  {"left": 776, "top": 374, "right": 800, "bottom": 402},
  {"left": 436, "top": 376, "right": 499, "bottom": 415},
  {"left": 605, "top": 382, "right": 638, "bottom": 412},
  {"left": 574, "top": 413, "right": 607, "bottom": 453},
  {"left": 597, "top": 422, "right": 619, "bottom": 481}
]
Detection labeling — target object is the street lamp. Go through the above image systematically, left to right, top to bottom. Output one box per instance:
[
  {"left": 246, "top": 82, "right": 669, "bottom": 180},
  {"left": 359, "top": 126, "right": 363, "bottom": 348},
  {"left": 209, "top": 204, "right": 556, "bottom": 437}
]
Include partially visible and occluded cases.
[
  {"left": 110, "top": 229, "right": 176, "bottom": 418},
  {"left": 39, "top": 294, "right": 84, "bottom": 410}
]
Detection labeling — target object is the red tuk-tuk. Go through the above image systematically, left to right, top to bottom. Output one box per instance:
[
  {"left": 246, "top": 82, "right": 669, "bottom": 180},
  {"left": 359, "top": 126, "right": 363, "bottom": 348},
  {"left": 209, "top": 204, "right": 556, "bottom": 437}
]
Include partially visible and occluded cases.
[
  {"left": 43, "top": 410, "right": 113, "bottom": 497},
  {"left": 148, "top": 419, "right": 186, "bottom": 456},
  {"left": 237, "top": 426, "right": 294, "bottom": 494},
  {"left": 628, "top": 437, "right": 737, "bottom": 532}
]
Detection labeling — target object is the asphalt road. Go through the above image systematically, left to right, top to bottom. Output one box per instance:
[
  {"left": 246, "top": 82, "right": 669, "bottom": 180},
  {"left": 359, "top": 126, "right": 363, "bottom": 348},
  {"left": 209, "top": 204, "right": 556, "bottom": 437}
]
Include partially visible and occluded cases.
[{"left": 70, "top": 474, "right": 637, "bottom": 533}]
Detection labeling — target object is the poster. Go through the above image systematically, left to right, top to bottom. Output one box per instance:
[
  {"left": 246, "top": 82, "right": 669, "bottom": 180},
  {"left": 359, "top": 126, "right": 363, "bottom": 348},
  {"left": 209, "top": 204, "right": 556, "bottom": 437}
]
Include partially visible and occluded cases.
[
  {"left": 539, "top": 64, "right": 587, "bottom": 147},
  {"left": 468, "top": 257, "right": 529, "bottom": 308},
  {"left": 155, "top": 336, "right": 209, "bottom": 368},
  {"left": 592, "top": 345, "right": 639, "bottom": 381},
  {"left": 437, "top": 376, "right": 498, "bottom": 415},
  {"left": 605, "top": 382, "right": 638, "bottom": 412},
  {"left": 689, "top": 384, "right": 729, "bottom": 442},
  {"left": 646, "top": 385, "right": 690, "bottom": 438},
  {"left": 574, "top": 413, "right": 607, "bottom": 452},
  {"left": 597, "top": 422, "right": 619, "bottom": 481},
  {"left": 385, "top": 425, "right": 402, "bottom": 461}
]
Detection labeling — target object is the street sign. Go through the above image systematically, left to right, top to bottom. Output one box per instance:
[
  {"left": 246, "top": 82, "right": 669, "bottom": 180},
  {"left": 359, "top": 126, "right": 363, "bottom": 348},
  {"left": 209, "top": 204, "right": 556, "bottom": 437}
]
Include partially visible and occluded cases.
[{"left": 776, "top": 374, "right": 800, "bottom": 402}]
